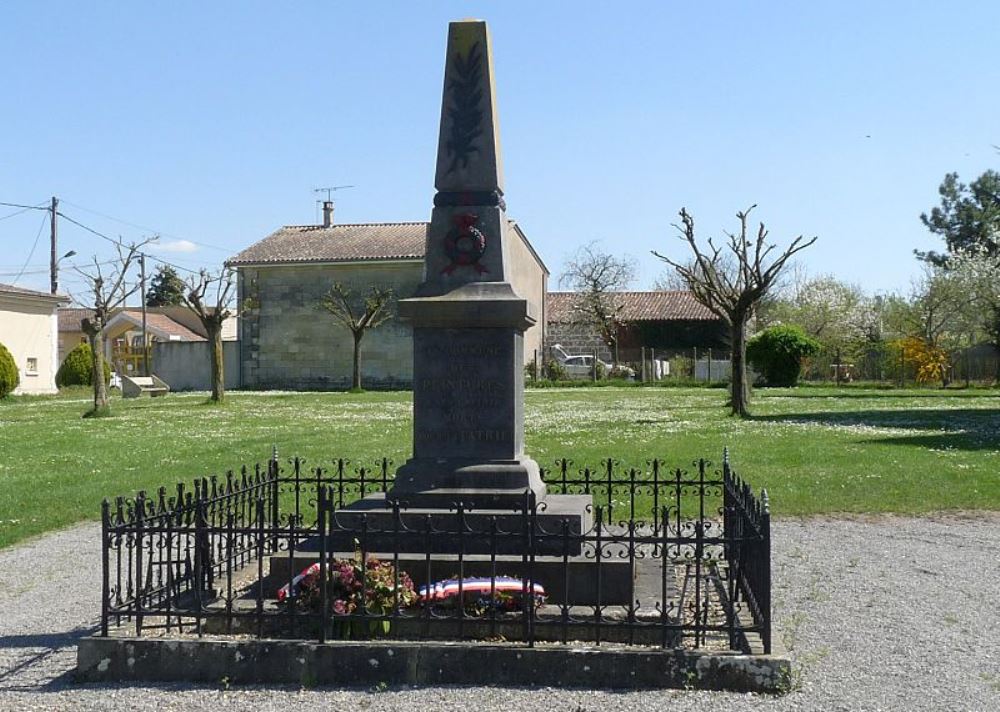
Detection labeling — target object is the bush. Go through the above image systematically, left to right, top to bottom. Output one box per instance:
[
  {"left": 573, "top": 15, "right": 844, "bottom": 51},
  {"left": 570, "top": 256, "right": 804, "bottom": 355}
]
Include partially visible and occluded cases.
[
  {"left": 746, "top": 325, "right": 822, "bottom": 387},
  {"left": 0, "top": 342, "right": 18, "bottom": 397},
  {"left": 57, "top": 342, "right": 110, "bottom": 387},
  {"left": 542, "top": 358, "right": 568, "bottom": 381}
]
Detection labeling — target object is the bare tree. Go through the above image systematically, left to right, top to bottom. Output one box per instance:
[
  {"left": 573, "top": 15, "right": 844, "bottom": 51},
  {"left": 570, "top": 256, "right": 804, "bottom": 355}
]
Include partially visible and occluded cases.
[
  {"left": 653, "top": 207, "right": 816, "bottom": 417},
  {"left": 77, "top": 241, "right": 149, "bottom": 416},
  {"left": 559, "top": 242, "right": 636, "bottom": 364},
  {"left": 183, "top": 269, "right": 236, "bottom": 403},
  {"left": 319, "top": 283, "right": 395, "bottom": 391}
]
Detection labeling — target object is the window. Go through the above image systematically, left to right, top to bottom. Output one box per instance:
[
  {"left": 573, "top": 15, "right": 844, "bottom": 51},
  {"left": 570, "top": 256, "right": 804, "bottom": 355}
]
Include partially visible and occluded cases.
[{"left": 26, "top": 357, "right": 38, "bottom": 375}]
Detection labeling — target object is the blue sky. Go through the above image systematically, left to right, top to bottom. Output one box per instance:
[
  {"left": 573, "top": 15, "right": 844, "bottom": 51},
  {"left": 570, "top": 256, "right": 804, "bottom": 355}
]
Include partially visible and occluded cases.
[{"left": 1, "top": 1, "right": 998, "bottom": 303}]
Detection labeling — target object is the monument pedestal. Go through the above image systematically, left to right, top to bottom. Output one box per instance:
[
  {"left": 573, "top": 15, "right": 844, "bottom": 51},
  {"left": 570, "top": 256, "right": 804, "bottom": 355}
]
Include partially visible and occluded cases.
[{"left": 388, "top": 282, "right": 547, "bottom": 509}]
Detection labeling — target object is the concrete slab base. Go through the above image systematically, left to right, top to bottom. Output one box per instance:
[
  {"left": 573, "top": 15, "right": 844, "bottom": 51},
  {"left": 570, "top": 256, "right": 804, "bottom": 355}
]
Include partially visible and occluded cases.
[{"left": 76, "top": 636, "right": 791, "bottom": 692}]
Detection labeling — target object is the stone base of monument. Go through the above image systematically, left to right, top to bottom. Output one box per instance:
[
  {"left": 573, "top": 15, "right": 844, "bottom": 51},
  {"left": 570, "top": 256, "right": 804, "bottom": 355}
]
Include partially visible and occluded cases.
[
  {"left": 390, "top": 457, "right": 547, "bottom": 509},
  {"left": 319, "top": 492, "right": 592, "bottom": 556},
  {"left": 266, "top": 545, "right": 646, "bottom": 607},
  {"left": 78, "top": 634, "right": 791, "bottom": 692}
]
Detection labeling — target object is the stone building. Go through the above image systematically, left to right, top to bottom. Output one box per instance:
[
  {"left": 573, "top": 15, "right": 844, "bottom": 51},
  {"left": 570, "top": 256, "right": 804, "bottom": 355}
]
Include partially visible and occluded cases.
[
  {"left": 228, "top": 212, "right": 548, "bottom": 390},
  {"left": 546, "top": 290, "right": 728, "bottom": 362}
]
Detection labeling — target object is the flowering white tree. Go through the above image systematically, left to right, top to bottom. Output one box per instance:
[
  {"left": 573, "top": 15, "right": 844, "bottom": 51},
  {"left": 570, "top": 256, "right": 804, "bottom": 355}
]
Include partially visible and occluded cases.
[{"left": 948, "top": 247, "right": 1000, "bottom": 360}]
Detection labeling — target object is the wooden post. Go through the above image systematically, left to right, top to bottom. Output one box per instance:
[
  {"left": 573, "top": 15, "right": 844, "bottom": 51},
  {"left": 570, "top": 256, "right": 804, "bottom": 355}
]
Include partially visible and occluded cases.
[
  {"left": 49, "top": 196, "right": 59, "bottom": 294},
  {"left": 140, "top": 254, "right": 148, "bottom": 376},
  {"left": 592, "top": 347, "right": 598, "bottom": 382},
  {"left": 641, "top": 347, "right": 647, "bottom": 383},
  {"left": 693, "top": 347, "right": 698, "bottom": 380},
  {"left": 835, "top": 347, "right": 841, "bottom": 386},
  {"left": 707, "top": 348, "right": 713, "bottom": 382}
]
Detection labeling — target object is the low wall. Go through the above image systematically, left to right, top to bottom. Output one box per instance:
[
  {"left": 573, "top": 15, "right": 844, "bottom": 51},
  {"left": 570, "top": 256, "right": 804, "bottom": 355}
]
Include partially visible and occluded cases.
[
  {"left": 151, "top": 341, "right": 239, "bottom": 391},
  {"left": 77, "top": 636, "right": 790, "bottom": 692}
]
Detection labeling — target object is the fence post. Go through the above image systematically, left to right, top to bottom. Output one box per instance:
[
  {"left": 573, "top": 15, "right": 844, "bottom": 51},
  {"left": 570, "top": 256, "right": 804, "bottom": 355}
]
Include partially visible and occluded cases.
[
  {"left": 592, "top": 347, "right": 598, "bottom": 382},
  {"left": 641, "top": 347, "right": 647, "bottom": 383},
  {"left": 707, "top": 348, "right": 713, "bottom": 382},
  {"left": 835, "top": 348, "right": 842, "bottom": 386},
  {"left": 533, "top": 349, "right": 539, "bottom": 381},
  {"left": 318, "top": 485, "right": 328, "bottom": 644},
  {"left": 760, "top": 489, "right": 772, "bottom": 654},
  {"left": 134, "top": 491, "right": 146, "bottom": 637},
  {"left": 193, "top": 491, "right": 208, "bottom": 636},
  {"left": 100, "top": 499, "right": 111, "bottom": 637}
]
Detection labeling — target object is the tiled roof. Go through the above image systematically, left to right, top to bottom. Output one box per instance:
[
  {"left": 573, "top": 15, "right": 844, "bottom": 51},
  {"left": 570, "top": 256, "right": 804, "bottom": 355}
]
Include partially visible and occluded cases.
[
  {"left": 227, "top": 222, "right": 428, "bottom": 266},
  {"left": 0, "top": 283, "right": 68, "bottom": 302},
  {"left": 547, "top": 291, "right": 718, "bottom": 323},
  {"left": 58, "top": 307, "right": 95, "bottom": 332},
  {"left": 113, "top": 310, "right": 206, "bottom": 341}
]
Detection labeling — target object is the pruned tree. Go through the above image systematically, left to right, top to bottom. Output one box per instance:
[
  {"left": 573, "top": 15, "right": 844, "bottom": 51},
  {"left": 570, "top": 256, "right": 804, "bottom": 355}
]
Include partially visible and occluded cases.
[
  {"left": 653, "top": 207, "right": 817, "bottom": 417},
  {"left": 76, "top": 240, "right": 149, "bottom": 416},
  {"left": 559, "top": 242, "right": 636, "bottom": 364},
  {"left": 145, "top": 264, "right": 186, "bottom": 307},
  {"left": 182, "top": 269, "right": 236, "bottom": 403},
  {"left": 319, "top": 283, "right": 395, "bottom": 391}
]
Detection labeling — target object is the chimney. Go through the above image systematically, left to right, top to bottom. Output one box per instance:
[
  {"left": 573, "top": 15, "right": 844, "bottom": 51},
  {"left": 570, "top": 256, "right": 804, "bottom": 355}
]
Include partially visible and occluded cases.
[{"left": 322, "top": 200, "right": 335, "bottom": 228}]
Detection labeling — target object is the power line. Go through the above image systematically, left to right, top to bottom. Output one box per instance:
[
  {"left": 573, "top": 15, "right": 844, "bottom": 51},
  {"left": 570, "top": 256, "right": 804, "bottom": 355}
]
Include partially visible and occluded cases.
[
  {"left": 59, "top": 198, "right": 231, "bottom": 253},
  {"left": 0, "top": 200, "right": 49, "bottom": 212},
  {"left": 0, "top": 202, "right": 46, "bottom": 222},
  {"left": 56, "top": 210, "right": 204, "bottom": 276},
  {"left": 9, "top": 212, "right": 48, "bottom": 285}
]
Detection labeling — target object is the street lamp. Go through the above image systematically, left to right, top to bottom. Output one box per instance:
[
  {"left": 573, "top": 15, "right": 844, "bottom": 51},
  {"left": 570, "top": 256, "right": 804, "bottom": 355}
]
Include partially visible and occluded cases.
[{"left": 51, "top": 250, "right": 76, "bottom": 295}]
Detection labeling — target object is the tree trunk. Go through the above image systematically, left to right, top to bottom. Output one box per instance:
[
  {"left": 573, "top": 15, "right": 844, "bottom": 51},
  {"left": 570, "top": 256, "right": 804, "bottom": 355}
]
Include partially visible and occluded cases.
[
  {"left": 729, "top": 317, "right": 750, "bottom": 417},
  {"left": 208, "top": 323, "right": 225, "bottom": 403},
  {"left": 89, "top": 330, "right": 110, "bottom": 413},
  {"left": 352, "top": 331, "right": 363, "bottom": 390}
]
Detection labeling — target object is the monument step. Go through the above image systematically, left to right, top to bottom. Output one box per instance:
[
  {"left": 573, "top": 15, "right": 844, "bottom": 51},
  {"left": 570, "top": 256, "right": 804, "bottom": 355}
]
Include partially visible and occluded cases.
[
  {"left": 319, "top": 493, "right": 592, "bottom": 555},
  {"left": 266, "top": 549, "right": 642, "bottom": 606}
]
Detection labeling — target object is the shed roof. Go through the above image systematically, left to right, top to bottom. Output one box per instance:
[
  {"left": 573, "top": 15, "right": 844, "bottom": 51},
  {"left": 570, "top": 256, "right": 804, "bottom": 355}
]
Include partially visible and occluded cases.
[{"left": 547, "top": 291, "right": 718, "bottom": 323}]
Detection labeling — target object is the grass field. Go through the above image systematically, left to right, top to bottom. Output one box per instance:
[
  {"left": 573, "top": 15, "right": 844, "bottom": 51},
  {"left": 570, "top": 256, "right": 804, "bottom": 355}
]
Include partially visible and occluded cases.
[{"left": 0, "top": 386, "right": 997, "bottom": 549}]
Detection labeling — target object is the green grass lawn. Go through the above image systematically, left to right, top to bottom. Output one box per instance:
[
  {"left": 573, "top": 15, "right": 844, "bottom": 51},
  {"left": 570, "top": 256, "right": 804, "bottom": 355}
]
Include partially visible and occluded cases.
[{"left": 1, "top": 386, "right": 997, "bottom": 549}]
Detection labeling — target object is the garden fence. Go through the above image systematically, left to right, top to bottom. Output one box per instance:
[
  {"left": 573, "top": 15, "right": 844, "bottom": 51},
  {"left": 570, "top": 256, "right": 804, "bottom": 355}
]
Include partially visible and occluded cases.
[{"left": 100, "top": 449, "right": 772, "bottom": 653}]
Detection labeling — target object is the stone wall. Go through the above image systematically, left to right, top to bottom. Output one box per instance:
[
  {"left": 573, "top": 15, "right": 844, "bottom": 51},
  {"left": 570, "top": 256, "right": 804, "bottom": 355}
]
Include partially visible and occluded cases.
[
  {"left": 507, "top": 224, "right": 548, "bottom": 361},
  {"left": 240, "top": 262, "right": 421, "bottom": 390},
  {"left": 546, "top": 320, "right": 613, "bottom": 362},
  {"left": 152, "top": 341, "right": 240, "bottom": 391}
]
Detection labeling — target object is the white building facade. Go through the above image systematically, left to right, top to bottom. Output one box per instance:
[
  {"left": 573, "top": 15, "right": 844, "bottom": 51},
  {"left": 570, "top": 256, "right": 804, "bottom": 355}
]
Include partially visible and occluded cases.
[{"left": 0, "top": 284, "right": 69, "bottom": 394}]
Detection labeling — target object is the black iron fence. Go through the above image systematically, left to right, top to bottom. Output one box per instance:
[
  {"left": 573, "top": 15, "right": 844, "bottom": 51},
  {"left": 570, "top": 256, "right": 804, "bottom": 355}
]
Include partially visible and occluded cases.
[{"left": 100, "top": 450, "right": 772, "bottom": 653}]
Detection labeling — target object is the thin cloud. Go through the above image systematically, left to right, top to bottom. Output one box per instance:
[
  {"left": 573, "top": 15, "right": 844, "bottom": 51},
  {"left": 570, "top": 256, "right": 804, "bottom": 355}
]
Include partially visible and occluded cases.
[{"left": 151, "top": 239, "right": 199, "bottom": 254}]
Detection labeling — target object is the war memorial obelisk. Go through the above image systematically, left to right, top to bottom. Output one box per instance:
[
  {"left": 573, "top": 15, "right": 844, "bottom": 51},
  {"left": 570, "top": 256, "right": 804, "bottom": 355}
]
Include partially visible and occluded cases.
[
  {"left": 388, "top": 19, "right": 551, "bottom": 509},
  {"left": 327, "top": 20, "right": 592, "bottom": 554}
]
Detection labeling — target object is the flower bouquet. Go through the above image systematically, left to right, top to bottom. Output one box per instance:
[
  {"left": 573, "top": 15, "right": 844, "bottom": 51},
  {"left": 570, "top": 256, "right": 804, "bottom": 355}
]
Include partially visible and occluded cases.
[{"left": 278, "top": 553, "right": 416, "bottom": 637}]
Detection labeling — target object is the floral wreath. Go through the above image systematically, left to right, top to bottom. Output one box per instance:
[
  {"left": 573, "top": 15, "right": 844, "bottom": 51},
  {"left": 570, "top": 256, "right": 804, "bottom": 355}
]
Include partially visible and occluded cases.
[{"left": 442, "top": 213, "right": 488, "bottom": 274}]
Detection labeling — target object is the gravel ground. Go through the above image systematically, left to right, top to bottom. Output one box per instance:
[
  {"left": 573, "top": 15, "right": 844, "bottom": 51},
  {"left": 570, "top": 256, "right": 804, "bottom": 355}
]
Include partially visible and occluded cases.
[{"left": 1, "top": 515, "right": 998, "bottom": 711}]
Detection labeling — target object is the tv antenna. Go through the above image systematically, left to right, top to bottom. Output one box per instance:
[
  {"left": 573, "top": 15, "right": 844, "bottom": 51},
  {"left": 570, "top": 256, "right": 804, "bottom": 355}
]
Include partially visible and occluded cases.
[{"left": 314, "top": 185, "right": 355, "bottom": 202}]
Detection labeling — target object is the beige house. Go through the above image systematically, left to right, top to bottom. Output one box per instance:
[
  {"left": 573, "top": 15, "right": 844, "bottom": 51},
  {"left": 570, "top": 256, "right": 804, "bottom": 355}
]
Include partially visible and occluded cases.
[
  {"left": 228, "top": 217, "right": 548, "bottom": 390},
  {"left": 0, "top": 283, "right": 69, "bottom": 394},
  {"left": 58, "top": 306, "right": 238, "bottom": 377}
]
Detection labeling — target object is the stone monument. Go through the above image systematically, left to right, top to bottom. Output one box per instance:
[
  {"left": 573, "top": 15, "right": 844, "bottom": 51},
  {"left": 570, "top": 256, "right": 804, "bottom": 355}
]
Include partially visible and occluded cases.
[
  {"left": 327, "top": 19, "right": 592, "bottom": 553},
  {"left": 388, "top": 19, "right": 545, "bottom": 509}
]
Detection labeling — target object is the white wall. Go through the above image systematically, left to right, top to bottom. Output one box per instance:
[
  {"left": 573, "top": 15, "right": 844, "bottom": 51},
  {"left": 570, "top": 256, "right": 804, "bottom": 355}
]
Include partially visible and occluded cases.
[{"left": 0, "top": 295, "right": 61, "bottom": 394}]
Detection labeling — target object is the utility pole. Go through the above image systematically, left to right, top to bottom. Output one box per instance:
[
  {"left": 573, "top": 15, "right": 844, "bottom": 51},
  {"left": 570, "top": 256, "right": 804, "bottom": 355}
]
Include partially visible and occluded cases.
[
  {"left": 49, "top": 196, "right": 58, "bottom": 294},
  {"left": 140, "top": 254, "right": 148, "bottom": 375}
]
